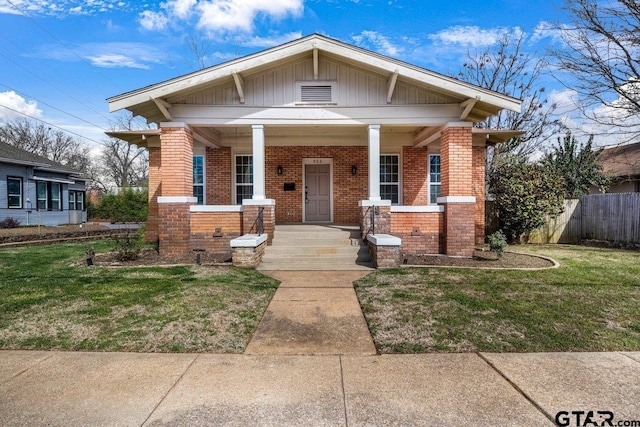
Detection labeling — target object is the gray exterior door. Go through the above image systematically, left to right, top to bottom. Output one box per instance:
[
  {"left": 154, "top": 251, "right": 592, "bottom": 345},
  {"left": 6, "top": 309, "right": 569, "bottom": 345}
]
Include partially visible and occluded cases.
[{"left": 305, "top": 164, "right": 331, "bottom": 222}]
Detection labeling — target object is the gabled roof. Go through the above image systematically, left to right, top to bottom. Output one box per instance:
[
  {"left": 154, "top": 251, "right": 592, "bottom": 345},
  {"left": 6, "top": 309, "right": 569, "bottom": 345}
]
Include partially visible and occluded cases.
[
  {"left": 107, "top": 33, "right": 521, "bottom": 119},
  {"left": 0, "top": 141, "right": 83, "bottom": 176},
  {"left": 598, "top": 142, "right": 640, "bottom": 179}
]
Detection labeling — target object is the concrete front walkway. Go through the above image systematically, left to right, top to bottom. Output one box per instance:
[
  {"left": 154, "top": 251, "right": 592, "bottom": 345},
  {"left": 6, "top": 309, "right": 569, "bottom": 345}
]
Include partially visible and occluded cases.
[
  {"left": 245, "top": 271, "right": 377, "bottom": 355},
  {"left": 2, "top": 350, "right": 640, "bottom": 426}
]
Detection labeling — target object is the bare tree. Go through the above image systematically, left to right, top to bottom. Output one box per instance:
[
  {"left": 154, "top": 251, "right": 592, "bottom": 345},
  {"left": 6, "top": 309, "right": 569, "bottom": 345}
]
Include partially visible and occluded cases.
[
  {"left": 551, "top": 0, "right": 640, "bottom": 144},
  {"left": 457, "top": 32, "right": 562, "bottom": 159},
  {"left": 185, "top": 34, "right": 211, "bottom": 70},
  {"left": 92, "top": 112, "right": 149, "bottom": 191},
  {"left": 0, "top": 118, "right": 92, "bottom": 174}
]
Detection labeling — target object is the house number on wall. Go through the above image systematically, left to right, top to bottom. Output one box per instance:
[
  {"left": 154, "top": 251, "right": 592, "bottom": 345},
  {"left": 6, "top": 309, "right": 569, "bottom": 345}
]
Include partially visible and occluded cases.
[{"left": 313, "top": 159, "right": 323, "bottom": 164}]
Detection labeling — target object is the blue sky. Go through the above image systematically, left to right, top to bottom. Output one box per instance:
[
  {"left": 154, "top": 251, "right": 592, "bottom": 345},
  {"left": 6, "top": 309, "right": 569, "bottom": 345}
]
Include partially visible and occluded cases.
[{"left": 0, "top": 0, "right": 576, "bottom": 147}]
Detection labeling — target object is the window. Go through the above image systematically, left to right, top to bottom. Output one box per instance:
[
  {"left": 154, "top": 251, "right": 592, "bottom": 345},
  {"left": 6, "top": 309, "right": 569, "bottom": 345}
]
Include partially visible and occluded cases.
[
  {"left": 429, "top": 154, "right": 441, "bottom": 204},
  {"left": 193, "top": 155, "right": 204, "bottom": 205},
  {"left": 235, "top": 155, "right": 253, "bottom": 204},
  {"left": 380, "top": 155, "right": 399, "bottom": 204},
  {"left": 7, "top": 177, "right": 22, "bottom": 208},
  {"left": 36, "top": 181, "right": 47, "bottom": 210},
  {"left": 50, "top": 182, "right": 61, "bottom": 211},
  {"left": 69, "top": 191, "right": 85, "bottom": 211}
]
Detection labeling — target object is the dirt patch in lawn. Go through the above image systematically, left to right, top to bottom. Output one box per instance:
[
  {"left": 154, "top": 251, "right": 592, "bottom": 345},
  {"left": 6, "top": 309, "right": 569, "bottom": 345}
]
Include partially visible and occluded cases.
[
  {"left": 0, "top": 223, "right": 124, "bottom": 244},
  {"left": 91, "top": 249, "right": 231, "bottom": 267},
  {"left": 403, "top": 249, "right": 556, "bottom": 269}
]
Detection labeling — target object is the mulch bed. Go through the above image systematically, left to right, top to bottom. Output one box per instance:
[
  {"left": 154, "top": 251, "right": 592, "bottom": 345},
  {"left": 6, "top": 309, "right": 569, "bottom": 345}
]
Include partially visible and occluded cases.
[
  {"left": 0, "top": 224, "right": 120, "bottom": 244},
  {"left": 403, "top": 249, "right": 555, "bottom": 269}
]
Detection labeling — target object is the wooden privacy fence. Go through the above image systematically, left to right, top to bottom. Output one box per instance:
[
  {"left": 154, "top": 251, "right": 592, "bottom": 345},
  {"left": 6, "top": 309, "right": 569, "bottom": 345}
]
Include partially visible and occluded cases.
[{"left": 487, "top": 193, "right": 640, "bottom": 245}]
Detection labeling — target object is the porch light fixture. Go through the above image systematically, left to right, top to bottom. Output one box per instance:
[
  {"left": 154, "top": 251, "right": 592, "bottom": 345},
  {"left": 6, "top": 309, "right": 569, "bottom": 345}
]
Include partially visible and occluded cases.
[
  {"left": 277, "top": 165, "right": 283, "bottom": 175},
  {"left": 351, "top": 165, "right": 357, "bottom": 175}
]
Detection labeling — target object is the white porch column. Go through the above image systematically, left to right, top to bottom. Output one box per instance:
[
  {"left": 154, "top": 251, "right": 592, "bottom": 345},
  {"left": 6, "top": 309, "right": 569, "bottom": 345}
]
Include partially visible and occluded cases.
[
  {"left": 251, "top": 124, "right": 266, "bottom": 200},
  {"left": 368, "top": 124, "right": 381, "bottom": 201}
]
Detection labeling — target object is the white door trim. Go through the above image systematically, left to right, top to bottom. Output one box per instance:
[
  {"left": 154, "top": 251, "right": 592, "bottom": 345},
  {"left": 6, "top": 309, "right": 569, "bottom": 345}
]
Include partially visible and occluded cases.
[{"left": 302, "top": 158, "right": 333, "bottom": 223}]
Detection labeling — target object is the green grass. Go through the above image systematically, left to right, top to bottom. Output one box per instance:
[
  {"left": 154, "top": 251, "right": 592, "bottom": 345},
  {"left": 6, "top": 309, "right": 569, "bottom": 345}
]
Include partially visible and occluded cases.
[
  {"left": 0, "top": 240, "right": 278, "bottom": 353},
  {"left": 354, "top": 245, "right": 640, "bottom": 353}
]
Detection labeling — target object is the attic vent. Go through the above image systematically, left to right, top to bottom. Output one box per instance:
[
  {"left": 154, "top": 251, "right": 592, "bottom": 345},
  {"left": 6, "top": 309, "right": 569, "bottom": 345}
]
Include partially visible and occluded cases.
[
  {"left": 296, "top": 81, "right": 336, "bottom": 104},
  {"left": 301, "top": 85, "right": 332, "bottom": 103}
]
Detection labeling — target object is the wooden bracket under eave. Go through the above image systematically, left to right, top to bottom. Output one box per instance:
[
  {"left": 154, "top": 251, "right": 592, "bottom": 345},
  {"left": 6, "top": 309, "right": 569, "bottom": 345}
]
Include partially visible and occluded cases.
[
  {"left": 232, "top": 72, "right": 245, "bottom": 104},
  {"left": 151, "top": 97, "right": 173, "bottom": 121}
]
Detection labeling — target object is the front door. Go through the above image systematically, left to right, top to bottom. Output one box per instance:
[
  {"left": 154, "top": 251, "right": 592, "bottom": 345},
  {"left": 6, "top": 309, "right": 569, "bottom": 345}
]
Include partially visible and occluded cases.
[{"left": 305, "top": 164, "right": 331, "bottom": 222}]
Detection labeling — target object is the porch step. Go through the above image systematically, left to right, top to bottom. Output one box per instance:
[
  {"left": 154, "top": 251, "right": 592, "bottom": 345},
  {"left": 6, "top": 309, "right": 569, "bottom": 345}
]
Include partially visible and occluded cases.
[{"left": 258, "top": 224, "right": 374, "bottom": 271}]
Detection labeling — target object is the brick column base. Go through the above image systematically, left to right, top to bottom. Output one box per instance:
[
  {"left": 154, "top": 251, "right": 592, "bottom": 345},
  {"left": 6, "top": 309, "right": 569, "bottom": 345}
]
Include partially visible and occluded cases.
[
  {"left": 158, "top": 202, "right": 192, "bottom": 260},
  {"left": 444, "top": 202, "right": 476, "bottom": 257},
  {"left": 359, "top": 204, "right": 391, "bottom": 238}
]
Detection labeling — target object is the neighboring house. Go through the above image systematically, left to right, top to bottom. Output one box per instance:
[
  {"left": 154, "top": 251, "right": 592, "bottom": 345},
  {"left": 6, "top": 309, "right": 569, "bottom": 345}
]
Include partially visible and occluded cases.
[
  {"left": 107, "top": 34, "right": 521, "bottom": 261},
  {"left": 0, "top": 141, "right": 86, "bottom": 226},
  {"left": 594, "top": 142, "right": 640, "bottom": 193}
]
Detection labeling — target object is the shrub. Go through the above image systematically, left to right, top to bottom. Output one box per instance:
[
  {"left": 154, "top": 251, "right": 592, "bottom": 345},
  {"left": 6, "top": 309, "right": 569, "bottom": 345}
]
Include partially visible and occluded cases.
[
  {"left": 93, "top": 188, "right": 148, "bottom": 223},
  {"left": 0, "top": 217, "right": 21, "bottom": 228},
  {"left": 113, "top": 228, "right": 144, "bottom": 261},
  {"left": 488, "top": 231, "right": 508, "bottom": 258}
]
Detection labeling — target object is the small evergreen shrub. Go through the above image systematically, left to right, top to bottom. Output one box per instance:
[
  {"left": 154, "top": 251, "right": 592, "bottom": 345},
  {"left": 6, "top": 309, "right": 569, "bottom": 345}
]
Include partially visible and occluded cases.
[{"left": 488, "top": 230, "right": 508, "bottom": 258}]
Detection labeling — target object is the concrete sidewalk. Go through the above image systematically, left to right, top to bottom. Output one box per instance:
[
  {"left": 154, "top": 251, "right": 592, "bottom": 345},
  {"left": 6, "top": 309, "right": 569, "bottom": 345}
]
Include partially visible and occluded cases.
[{"left": 2, "top": 350, "right": 639, "bottom": 426}]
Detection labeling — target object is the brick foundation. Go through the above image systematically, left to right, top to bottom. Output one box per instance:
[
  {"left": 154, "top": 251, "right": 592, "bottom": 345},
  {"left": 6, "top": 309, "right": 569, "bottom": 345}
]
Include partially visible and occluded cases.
[
  {"left": 158, "top": 202, "right": 193, "bottom": 260},
  {"left": 443, "top": 203, "right": 476, "bottom": 257},
  {"left": 242, "top": 204, "right": 275, "bottom": 245},
  {"left": 390, "top": 211, "right": 444, "bottom": 254},
  {"left": 367, "top": 240, "right": 401, "bottom": 268},
  {"left": 231, "top": 241, "right": 267, "bottom": 268}
]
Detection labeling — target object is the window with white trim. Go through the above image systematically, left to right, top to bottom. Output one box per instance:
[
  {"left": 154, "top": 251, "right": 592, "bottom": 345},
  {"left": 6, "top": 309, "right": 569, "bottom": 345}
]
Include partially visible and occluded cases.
[
  {"left": 429, "top": 154, "right": 441, "bottom": 204},
  {"left": 193, "top": 155, "right": 204, "bottom": 205},
  {"left": 235, "top": 155, "right": 253, "bottom": 204},
  {"left": 380, "top": 155, "right": 399, "bottom": 205},
  {"left": 7, "top": 177, "right": 22, "bottom": 208},
  {"left": 36, "top": 181, "right": 47, "bottom": 210},
  {"left": 50, "top": 182, "right": 61, "bottom": 210},
  {"left": 69, "top": 191, "right": 85, "bottom": 211}
]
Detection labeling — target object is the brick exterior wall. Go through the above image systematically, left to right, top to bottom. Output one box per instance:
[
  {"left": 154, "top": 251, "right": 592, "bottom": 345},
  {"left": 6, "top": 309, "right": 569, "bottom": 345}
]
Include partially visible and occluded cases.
[
  {"left": 440, "top": 125, "right": 475, "bottom": 257},
  {"left": 472, "top": 145, "right": 486, "bottom": 244},
  {"left": 146, "top": 146, "right": 161, "bottom": 243},
  {"left": 265, "top": 146, "right": 368, "bottom": 224},
  {"left": 402, "top": 146, "right": 428, "bottom": 205},
  {"left": 207, "top": 147, "right": 231, "bottom": 205},
  {"left": 359, "top": 205, "right": 391, "bottom": 238},
  {"left": 190, "top": 210, "right": 242, "bottom": 262},
  {"left": 391, "top": 212, "right": 444, "bottom": 254},
  {"left": 367, "top": 240, "right": 401, "bottom": 268}
]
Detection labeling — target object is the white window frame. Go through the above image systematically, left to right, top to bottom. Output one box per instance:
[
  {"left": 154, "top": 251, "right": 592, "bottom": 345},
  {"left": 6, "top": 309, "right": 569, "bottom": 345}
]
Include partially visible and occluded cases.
[
  {"left": 380, "top": 154, "right": 401, "bottom": 205},
  {"left": 428, "top": 154, "right": 441, "bottom": 204},
  {"left": 193, "top": 155, "right": 205, "bottom": 205},
  {"left": 234, "top": 155, "right": 253, "bottom": 205},
  {"left": 7, "top": 176, "right": 22, "bottom": 209},
  {"left": 36, "top": 181, "right": 47, "bottom": 210},
  {"left": 50, "top": 182, "right": 61, "bottom": 211},
  {"left": 69, "top": 190, "right": 85, "bottom": 211}
]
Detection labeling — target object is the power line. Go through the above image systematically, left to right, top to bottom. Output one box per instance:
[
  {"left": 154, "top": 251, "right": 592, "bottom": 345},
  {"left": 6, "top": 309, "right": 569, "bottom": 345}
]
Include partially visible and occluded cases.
[
  {"left": 4, "top": 0, "right": 125, "bottom": 92},
  {"left": 0, "top": 49, "right": 114, "bottom": 124},
  {"left": 0, "top": 83, "right": 109, "bottom": 132},
  {"left": 0, "top": 104, "right": 105, "bottom": 146}
]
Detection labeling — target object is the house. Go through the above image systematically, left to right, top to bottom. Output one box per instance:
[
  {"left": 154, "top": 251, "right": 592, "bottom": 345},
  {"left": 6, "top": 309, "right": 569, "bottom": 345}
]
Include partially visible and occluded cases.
[
  {"left": 107, "top": 34, "right": 521, "bottom": 264},
  {"left": 0, "top": 141, "right": 86, "bottom": 226},
  {"left": 594, "top": 142, "right": 640, "bottom": 193}
]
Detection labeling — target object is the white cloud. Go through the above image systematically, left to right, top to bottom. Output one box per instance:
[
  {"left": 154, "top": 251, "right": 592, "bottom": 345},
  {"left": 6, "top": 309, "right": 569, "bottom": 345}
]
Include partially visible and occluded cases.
[
  {"left": 0, "top": 0, "right": 133, "bottom": 16},
  {"left": 138, "top": 0, "right": 304, "bottom": 35},
  {"left": 139, "top": 9, "right": 169, "bottom": 30},
  {"left": 531, "top": 21, "right": 566, "bottom": 45},
  {"left": 429, "top": 25, "right": 521, "bottom": 48},
  {"left": 352, "top": 30, "right": 404, "bottom": 57},
  {"left": 240, "top": 31, "right": 302, "bottom": 47},
  {"left": 40, "top": 42, "right": 163, "bottom": 69},
  {"left": 86, "top": 54, "right": 150, "bottom": 69},
  {"left": 0, "top": 91, "right": 43, "bottom": 120}
]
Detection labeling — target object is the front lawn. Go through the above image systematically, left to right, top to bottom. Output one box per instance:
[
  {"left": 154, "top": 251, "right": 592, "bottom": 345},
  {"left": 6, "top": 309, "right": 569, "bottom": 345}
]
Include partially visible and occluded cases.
[
  {"left": 0, "top": 241, "right": 278, "bottom": 353},
  {"left": 355, "top": 245, "right": 640, "bottom": 353}
]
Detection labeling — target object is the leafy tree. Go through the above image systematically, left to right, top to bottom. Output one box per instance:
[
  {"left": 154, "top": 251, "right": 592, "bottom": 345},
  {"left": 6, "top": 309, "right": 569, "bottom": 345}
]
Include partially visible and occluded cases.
[
  {"left": 550, "top": 0, "right": 640, "bottom": 143},
  {"left": 458, "top": 32, "right": 562, "bottom": 160},
  {"left": 543, "top": 133, "right": 610, "bottom": 197},
  {"left": 489, "top": 156, "right": 566, "bottom": 243}
]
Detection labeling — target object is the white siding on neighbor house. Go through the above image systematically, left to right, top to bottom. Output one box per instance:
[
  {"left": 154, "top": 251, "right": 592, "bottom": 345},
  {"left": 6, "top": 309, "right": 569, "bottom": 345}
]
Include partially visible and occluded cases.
[{"left": 171, "top": 56, "right": 460, "bottom": 108}]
